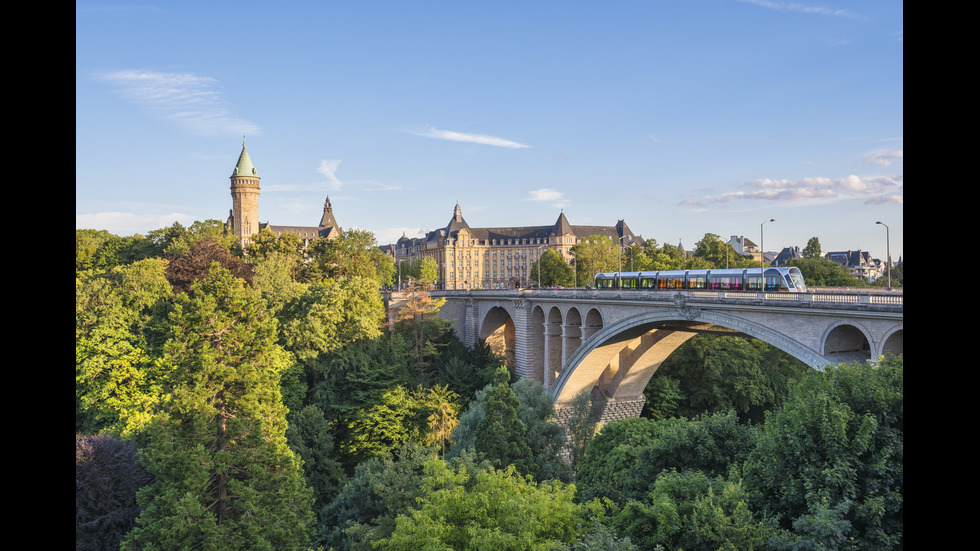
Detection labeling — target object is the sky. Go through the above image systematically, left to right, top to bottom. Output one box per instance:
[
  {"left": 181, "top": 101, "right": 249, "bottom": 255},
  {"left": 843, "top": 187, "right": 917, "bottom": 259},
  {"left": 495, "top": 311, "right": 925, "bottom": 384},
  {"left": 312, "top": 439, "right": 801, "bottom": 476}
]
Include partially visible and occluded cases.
[{"left": 76, "top": 1, "right": 903, "bottom": 262}]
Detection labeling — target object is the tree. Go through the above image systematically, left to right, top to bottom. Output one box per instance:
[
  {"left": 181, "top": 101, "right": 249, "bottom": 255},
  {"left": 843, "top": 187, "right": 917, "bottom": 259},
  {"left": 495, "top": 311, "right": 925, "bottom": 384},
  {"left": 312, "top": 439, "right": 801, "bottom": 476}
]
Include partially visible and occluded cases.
[
  {"left": 307, "top": 229, "right": 395, "bottom": 286},
  {"left": 692, "top": 233, "right": 755, "bottom": 269},
  {"left": 571, "top": 234, "right": 619, "bottom": 282},
  {"left": 802, "top": 236, "right": 822, "bottom": 259},
  {"left": 166, "top": 238, "right": 254, "bottom": 294},
  {"left": 531, "top": 249, "right": 574, "bottom": 287},
  {"left": 418, "top": 256, "right": 439, "bottom": 286},
  {"left": 787, "top": 257, "right": 866, "bottom": 287},
  {"left": 76, "top": 258, "right": 174, "bottom": 435},
  {"left": 122, "top": 265, "right": 313, "bottom": 550},
  {"left": 279, "top": 276, "right": 385, "bottom": 388},
  {"left": 393, "top": 283, "right": 449, "bottom": 378},
  {"left": 644, "top": 334, "right": 812, "bottom": 424},
  {"left": 743, "top": 357, "right": 904, "bottom": 549},
  {"left": 473, "top": 367, "right": 536, "bottom": 477},
  {"left": 286, "top": 405, "right": 347, "bottom": 526},
  {"left": 576, "top": 412, "right": 759, "bottom": 506},
  {"left": 76, "top": 434, "right": 153, "bottom": 551},
  {"left": 373, "top": 457, "right": 590, "bottom": 551},
  {"left": 610, "top": 469, "right": 781, "bottom": 551}
]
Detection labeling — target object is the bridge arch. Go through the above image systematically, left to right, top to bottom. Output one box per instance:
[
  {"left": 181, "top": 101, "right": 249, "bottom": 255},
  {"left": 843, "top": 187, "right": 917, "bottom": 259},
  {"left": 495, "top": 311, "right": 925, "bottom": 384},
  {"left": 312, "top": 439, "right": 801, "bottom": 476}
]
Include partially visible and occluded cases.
[
  {"left": 480, "top": 306, "right": 515, "bottom": 367},
  {"left": 551, "top": 309, "right": 828, "bottom": 407},
  {"left": 821, "top": 321, "right": 872, "bottom": 363},
  {"left": 880, "top": 327, "right": 904, "bottom": 358}
]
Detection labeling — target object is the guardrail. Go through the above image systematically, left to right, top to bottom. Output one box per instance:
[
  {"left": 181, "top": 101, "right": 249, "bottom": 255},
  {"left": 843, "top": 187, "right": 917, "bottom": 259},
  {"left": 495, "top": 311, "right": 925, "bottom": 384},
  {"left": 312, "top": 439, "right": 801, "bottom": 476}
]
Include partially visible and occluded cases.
[{"left": 417, "top": 287, "right": 903, "bottom": 307}]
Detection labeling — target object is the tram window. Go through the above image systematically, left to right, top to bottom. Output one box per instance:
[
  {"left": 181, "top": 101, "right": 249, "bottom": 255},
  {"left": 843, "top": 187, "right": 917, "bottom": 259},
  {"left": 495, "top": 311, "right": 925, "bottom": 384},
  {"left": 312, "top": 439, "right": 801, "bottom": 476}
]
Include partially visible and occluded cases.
[
  {"left": 659, "top": 277, "right": 683, "bottom": 290},
  {"left": 689, "top": 277, "right": 706, "bottom": 290}
]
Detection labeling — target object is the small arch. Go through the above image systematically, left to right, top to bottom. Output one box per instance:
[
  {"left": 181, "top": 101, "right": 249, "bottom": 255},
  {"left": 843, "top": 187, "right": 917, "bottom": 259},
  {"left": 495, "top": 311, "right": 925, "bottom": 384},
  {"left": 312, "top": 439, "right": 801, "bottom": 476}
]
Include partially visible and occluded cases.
[
  {"left": 530, "top": 305, "right": 546, "bottom": 384},
  {"left": 480, "top": 306, "right": 516, "bottom": 367},
  {"left": 823, "top": 323, "right": 872, "bottom": 362},
  {"left": 881, "top": 328, "right": 904, "bottom": 358}
]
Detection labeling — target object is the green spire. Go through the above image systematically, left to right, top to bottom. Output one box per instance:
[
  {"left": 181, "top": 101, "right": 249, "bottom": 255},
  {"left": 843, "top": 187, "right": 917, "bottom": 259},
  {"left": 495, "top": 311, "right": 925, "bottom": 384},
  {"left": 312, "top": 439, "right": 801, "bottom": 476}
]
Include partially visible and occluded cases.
[{"left": 231, "top": 138, "right": 259, "bottom": 178}]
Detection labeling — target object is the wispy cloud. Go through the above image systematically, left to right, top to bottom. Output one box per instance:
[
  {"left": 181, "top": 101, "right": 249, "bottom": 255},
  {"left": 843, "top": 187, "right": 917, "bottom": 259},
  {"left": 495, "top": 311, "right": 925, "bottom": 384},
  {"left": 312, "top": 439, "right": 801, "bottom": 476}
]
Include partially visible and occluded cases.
[
  {"left": 737, "top": 0, "right": 865, "bottom": 19},
  {"left": 96, "top": 70, "right": 260, "bottom": 136},
  {"left": 408, "top": 126, "right": 531, "bottom": 149},
  {"left": 864, "top": 150, "right": 903, "bottom": 167},
  {"left": 318, "top": 159, "right": 344, "bottom": 189},
  {"left": 683, "top": 174, "right": 902, "bottom": 207},
  {"left": 526, "top": 188, "right": 569, "bottom": 208},
  {"left": 76, "top": 211, "right": 196, "bottom": 236}
]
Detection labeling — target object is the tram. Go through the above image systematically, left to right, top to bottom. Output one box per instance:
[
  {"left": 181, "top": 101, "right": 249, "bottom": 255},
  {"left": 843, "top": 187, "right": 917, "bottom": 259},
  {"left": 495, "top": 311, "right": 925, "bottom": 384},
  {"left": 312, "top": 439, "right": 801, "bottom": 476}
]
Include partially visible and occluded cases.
[{"left": 594, "top": 267, "right": 807, "bottom": 293}]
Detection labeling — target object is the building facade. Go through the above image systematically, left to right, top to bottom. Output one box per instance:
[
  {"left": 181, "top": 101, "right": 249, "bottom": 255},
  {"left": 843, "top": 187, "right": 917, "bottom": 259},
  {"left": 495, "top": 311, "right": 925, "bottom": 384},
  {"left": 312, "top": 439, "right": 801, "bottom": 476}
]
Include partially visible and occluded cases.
[
  {"left": 226, "top": 141, "right": 341, "bottom": 246},
  {"left": 383, "top": 203, "right": 642, "bottom": 289}
]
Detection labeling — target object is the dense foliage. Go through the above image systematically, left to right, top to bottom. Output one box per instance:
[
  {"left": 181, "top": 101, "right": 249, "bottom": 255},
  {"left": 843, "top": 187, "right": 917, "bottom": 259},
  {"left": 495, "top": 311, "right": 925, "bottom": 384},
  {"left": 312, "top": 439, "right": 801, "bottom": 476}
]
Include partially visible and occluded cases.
[{"left": 76, "top": 223, "right": 902, "bottom": 550}]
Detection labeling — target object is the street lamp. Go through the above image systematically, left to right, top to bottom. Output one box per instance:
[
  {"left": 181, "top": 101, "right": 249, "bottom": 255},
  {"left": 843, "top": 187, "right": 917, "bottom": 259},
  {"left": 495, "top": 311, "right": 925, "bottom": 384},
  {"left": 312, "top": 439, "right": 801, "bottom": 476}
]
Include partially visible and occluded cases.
[
  {"left": 760, "top": 219, "right": 774, "bottom": 291},
  {"left": 876, "top": 221, "right": 891, "bottom": 289},
  {"left": 618, "top": 235, "right": 628, "bottom": 273},
  {"left": 536, "top": 245, "right": 546, "bottom": 289}
]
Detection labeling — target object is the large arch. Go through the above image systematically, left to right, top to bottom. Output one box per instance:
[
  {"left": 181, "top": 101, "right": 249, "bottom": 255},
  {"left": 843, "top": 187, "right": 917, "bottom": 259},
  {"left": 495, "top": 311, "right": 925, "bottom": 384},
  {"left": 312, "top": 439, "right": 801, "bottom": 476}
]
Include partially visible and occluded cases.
[{"left": 551, "top": 309, "right": 828, "bottom": 406}]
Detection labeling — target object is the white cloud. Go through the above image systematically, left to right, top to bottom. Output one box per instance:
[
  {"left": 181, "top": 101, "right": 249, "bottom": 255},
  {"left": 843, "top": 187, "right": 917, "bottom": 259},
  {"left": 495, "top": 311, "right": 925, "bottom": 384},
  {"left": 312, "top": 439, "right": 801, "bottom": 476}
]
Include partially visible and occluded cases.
[
  {"left": 737, "top": 0, "right": 865, "bottom": 19},
  {"left": 97, "top": 70, "right": 260, "bottom": 136},
  {"left": 408, "top": 126, "right": 531, "bottom": 149},
  {"left": 864, "top": 150, "right": 903, "bottom": 167},
  {"left": 318, "top": 159, "right": 343, "bottom": 189},
  {"left": 683, "top": 174, "right": 902, "bottom": 207},
  {"left": 526, "top": 188, "right": 569, "bottom": 208},
  {"left": 527, "top": 188, "right": 564, "bottom": 202},
  {"left": 76, "top": 211, "right": 196, "bottom": 236}
]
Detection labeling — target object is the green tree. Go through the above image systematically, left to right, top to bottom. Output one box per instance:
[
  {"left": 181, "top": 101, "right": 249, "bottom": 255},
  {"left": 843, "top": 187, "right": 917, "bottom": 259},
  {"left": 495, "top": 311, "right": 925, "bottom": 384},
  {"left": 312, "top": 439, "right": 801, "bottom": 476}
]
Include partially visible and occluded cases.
[
  {"left": 307, "top": 229, "right": 395, "bottom": 285},
  {"left": 692, "top": 233, "right": 755, "bottom": 269},
  {"left": 571, "top": 234, "right": 619, "bottom": 282},
  {"left": 802, "top": 236, "right": 822, "bottom": 259},
  {"left": 531, "top": 249, "right": 574, "bottom": 287},
  {"left": 418, "top": 256, "right": 439, "bottom": 286},
  {"left": 786, "top": 257, "right": 866, "bottom": 287},
  {"left": 76, "top": 258, "right": 174, "bottom": 436},
  {"left": 122, "top": 265, "right": 313, "bottom": 550},
  {"left": 279, "top": 276, "right": 385, "bottom": 388},
  {"left": 645, "top": 334, "right": 812, "bottom": 424},
  {"left": 743, "top": 357, "right": 904, "bottom": 549},
  {"left": 474, "top": 367, "right": 536, "bottom": 477},
  {"left": 343, "top": 385, "right": 459, "bottom": 464},
  {"left": 286, "top": 405, "right": 347, "bottom": 524},
  {"left": 576, "top": 412, "right": 759, "bottom": 506},
  {"left": 320, "top": 441, "right": 449, "bottom": 551},
  {"left": 374, "top": 456, "right": 591, "bottom": 551},
  {"left": 611, "top": 469, "right": 781, "bottom": 551}
]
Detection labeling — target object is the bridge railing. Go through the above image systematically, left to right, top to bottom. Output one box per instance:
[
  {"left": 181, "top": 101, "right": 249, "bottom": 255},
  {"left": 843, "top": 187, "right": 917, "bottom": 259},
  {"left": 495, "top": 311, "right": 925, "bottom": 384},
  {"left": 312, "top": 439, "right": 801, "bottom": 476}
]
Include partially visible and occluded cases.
[{"left": 425, "top": 287, "right": 903, "bottom": 308}]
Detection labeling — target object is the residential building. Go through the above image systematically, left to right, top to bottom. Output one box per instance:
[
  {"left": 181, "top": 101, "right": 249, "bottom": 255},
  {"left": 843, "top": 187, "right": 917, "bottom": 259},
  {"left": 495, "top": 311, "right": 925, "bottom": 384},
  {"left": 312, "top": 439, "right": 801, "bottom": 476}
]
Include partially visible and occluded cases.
[{"left": 824, "top": 250, "right": 883, "bottom": 282}]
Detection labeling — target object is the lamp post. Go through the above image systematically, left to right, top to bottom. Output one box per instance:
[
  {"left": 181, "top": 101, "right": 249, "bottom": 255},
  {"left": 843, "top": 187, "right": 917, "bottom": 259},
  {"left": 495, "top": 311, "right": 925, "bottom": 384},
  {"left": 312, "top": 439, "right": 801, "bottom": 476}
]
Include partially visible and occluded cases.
[
  {"left": 761, "top": 219, "right": 774, "bottom": 291},
  {"left": 876, "top": 221, "right": 891, "bottom": 289},
  {"left": 618, "top": 235, "right": 627, "bottom": 273},
  {"left": 536, "top": 245, "right": 546, "bottom": 289}
]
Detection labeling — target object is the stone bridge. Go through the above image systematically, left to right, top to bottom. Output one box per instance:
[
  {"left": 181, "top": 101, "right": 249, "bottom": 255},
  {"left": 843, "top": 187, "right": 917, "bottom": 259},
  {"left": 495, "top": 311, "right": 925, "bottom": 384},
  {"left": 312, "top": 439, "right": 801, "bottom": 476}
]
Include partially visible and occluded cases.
[{"left": 422, "top": 288, "right": 903, "bottom": 424}]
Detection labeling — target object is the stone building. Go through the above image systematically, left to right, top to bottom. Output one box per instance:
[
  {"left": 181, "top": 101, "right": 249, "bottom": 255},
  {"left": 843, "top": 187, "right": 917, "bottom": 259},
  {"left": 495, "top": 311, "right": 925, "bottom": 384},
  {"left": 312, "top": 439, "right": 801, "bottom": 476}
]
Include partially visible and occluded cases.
[
  {"left": 226, "top": 140, "right": 341, "bottom": 246},
  {"left": 383, "top": 203, "right": 642, "bottom": 289}
]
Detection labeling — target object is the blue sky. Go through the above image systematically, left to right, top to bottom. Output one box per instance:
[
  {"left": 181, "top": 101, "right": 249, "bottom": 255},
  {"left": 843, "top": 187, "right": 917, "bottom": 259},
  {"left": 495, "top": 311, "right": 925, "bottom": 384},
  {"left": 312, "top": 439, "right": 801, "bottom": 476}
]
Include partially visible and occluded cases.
[{"left": 76, "top": 1, "right": 903, "bottom": 261}]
